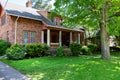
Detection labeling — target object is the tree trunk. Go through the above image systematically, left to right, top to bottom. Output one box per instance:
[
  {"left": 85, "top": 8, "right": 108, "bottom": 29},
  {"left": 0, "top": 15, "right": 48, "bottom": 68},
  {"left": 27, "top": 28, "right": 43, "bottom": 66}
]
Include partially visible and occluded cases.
[{"left": 100, "top": 2, "right": 110, "bottom": 60}]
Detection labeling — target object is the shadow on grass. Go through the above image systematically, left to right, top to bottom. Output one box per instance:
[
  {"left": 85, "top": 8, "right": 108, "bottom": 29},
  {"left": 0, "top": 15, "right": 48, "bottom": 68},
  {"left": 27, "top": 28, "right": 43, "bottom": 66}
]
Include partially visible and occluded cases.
[{"left": 1, "top": 55, "right": 120, "bottom": 80}]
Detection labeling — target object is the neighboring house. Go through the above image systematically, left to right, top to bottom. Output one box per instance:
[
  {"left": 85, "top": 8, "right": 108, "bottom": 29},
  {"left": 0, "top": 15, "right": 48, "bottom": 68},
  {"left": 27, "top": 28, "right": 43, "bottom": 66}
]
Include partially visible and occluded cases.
[{"left": 0, "top": 1, "right": 85, "bottom": 48}]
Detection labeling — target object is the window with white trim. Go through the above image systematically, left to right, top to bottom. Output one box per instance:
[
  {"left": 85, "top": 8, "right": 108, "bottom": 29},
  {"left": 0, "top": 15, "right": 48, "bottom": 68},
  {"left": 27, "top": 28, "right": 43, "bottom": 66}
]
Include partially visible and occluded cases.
[
  {"left": 24, "top": 31, "right": 28, "bottom": 44},
  {"left": 30, "top": 32, "right": 35, "bottom": 43}
]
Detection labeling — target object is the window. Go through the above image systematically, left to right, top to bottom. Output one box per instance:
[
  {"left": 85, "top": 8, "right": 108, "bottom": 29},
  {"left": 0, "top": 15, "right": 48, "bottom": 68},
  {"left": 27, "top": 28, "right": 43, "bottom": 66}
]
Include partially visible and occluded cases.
[
  {"left": 1, "top": 13, "right": 6, "bottom": 26},
  {"left": 55, "top": 17, "right": 58, "bottom": 25},
  {"left": 23, "top": 31, "right": 35, "bottom": 44},
  {"left": 24, "top": 31, "right": 28, "bottom": 44},
  {"left": 30, "top": 32, "right": 35, "bottom": 43}
]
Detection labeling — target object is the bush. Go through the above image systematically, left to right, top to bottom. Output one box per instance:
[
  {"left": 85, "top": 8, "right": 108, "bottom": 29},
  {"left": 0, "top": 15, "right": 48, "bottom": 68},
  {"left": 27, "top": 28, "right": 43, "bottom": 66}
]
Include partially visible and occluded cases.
[
  {"left": 0, "top": 40, "right": 11, "bottom": 56},
  {"left": 70, "top": 43, "right": 82, "bottom": 56},
  {"left": 87, "top": 43, "right": 97, "bottom": 53},
  {"left": 6, "top": 44, "right": 26, "bottom": 60},
  {"left": 25, "top": 44, "right": 43, "bottom": 57},
  {"left": 25, "top": 44, "right": 50, "bottom": 57},
  {"left": 42, "top": 44, "right": 50, "bottom": 56},
  {"left": 57, "top": 46, "right": 64, "bottom": 57},
  {"left": 81, "top": 46, "right": 91, "bottom": 55},
  {"left": 63, "top": 48, "right": 72, "bottom": 56}
]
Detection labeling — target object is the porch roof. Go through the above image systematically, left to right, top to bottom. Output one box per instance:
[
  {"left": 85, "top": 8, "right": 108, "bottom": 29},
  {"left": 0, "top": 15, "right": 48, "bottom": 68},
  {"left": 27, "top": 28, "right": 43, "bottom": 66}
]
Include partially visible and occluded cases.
[{"left": 46, "top": 25, "right": 84, "bottom": 33}]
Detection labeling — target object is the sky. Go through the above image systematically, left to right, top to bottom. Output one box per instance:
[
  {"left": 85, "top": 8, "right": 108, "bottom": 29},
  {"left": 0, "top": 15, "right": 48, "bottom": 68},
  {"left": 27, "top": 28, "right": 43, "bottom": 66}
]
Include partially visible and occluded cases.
[{"left": 0, "top": 0, "right": 55, "bottom": 7}]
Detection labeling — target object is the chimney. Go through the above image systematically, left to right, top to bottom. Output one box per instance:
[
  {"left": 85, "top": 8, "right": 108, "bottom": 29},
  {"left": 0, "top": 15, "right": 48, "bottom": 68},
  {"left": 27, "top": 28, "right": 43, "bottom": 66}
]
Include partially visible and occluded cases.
[{"left": 26, "top": 0, "right": 32, "bottom": 7}]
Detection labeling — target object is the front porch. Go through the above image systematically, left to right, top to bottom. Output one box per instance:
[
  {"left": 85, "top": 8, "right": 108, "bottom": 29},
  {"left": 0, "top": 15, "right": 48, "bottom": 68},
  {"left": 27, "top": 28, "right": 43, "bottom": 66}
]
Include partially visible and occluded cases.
[{"left": 41, "top": 28, "right": 82, "bottom": 48}]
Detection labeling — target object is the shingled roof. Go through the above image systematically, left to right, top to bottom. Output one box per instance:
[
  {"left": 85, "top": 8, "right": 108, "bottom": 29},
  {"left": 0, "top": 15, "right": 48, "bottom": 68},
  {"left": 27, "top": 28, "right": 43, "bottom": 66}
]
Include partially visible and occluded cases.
[
  {"left": 4, "top": 2, "right": 84, "bottom": 32},
  {"left": 5, "top": 2, "right": 55, "bottom": 26}
]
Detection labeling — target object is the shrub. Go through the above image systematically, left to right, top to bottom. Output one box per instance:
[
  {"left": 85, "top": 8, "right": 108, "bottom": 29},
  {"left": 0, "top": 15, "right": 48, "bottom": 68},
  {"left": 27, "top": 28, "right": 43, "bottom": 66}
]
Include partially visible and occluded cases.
[
  {"left": 0, "top": 40, "right": 11, "bottom": 56},
  {"left": 70, "top": 43, "right": 82, "bottom": 56},
  {"left": 87, "top": 43, "right": 97, "bottom": 53},
  {"left": 6, "top": 44, "right": 26, "bottom": 60},
  {"left": 25, "top": 44, "right": 43, "bottom": 57},
  {"left": 25, "top": 44, "right": 49, "bottom": 57},
  {"left": 35, "top": 44, "right": 43, "bottom": 56},
  {"left": 42, "top": 44, "right": 50, "bottom": 56},
  {"left": 57, "top": 46, "right": 64, "bottom": 57},
  {"left": 81, "top": 46, "right": 91, "bottom": 55},
  {"left": 63, "top": 48, "right": 72, "bottom": 56}
]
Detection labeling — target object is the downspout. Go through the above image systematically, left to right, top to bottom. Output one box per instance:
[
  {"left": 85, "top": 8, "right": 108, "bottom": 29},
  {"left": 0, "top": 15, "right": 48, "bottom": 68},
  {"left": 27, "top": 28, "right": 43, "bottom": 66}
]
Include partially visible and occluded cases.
[{"left": 14, "top": 16, "right": 19, "bottom": 44}]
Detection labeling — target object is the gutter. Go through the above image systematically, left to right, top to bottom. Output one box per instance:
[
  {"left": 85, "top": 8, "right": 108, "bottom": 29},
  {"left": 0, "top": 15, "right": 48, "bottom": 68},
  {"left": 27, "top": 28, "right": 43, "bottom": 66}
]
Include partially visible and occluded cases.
[{"left": 14, "top": 16, "right": 19, "bottom": 44}]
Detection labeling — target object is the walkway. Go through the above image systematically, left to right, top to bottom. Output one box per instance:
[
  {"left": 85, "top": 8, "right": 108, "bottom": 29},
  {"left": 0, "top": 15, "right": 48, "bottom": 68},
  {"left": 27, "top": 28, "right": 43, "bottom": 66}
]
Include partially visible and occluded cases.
[{"left": 0, "top": 61, "right": 30, "bottom": 80}]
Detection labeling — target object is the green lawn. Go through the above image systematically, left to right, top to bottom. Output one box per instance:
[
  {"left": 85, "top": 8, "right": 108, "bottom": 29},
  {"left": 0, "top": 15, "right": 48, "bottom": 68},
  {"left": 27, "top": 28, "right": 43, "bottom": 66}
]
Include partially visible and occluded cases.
[{"left": 1, "top": 52, "right": 120, "bottom": 80}]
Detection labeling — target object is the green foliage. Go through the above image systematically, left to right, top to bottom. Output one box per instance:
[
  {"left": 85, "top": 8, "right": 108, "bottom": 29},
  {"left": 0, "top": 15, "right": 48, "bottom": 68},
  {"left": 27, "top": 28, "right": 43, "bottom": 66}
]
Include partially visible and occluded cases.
[
  {"left": 31, "top": 0, "right": 52, "bottom": 10},
  {"left": 54, "top": 0, "right": 120, "bottom": 33},
  {"left": 0, "top": 40, "right": 11, "bottom": 56},
  {"left": 70, "top": 43, "right": 82, "bottom": 56},
  {"left": 87, "top": 43, "right": 97, "bottom": 53},
  {"left": 6, "top": 44, "right": 26, "bottom": 60},
  {"left": 25, "top": 44, "right": 50, "bottom": 57},
  {"left": 25, "top": 44, "right": 43, "bottom": 57},
  {"left": 42, "top": 44, "right": 50, "bottom": 56},
  {"left": 57, "top": 46, "right": 64, "bottom": 57},
  {"left": 81, "top": 46, "right": 90, "bottom": 55},
  {"left": 63, "top": 48, "right": 72, "bottom": 56}
]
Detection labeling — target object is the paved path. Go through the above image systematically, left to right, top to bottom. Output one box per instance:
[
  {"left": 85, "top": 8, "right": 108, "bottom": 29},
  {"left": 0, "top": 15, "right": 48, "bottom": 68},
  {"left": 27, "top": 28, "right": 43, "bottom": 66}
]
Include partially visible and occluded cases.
[{"left": 0, "top": 61, "right": 30, "bottom": 80}]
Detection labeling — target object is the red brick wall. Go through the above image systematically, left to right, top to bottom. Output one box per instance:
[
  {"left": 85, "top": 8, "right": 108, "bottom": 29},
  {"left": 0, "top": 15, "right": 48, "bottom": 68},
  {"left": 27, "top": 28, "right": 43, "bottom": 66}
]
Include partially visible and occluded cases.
[
  {"left": 38, "top": 11, "right": 63, "bottom": 26},
  {"left": 38, "top": 11, "right": 49, "bottom": 19},
  {"left": 0, "top": 15, "right": 45, "bottom": 44},
  {"left": 0, "top": 15, "right": 15, "bottom": 44},
  {"left": 54, "top": 16, "right": 62, "bottom": 26},
  {"left": 17, "top": 17, "right": 44, "bottom": 44}
]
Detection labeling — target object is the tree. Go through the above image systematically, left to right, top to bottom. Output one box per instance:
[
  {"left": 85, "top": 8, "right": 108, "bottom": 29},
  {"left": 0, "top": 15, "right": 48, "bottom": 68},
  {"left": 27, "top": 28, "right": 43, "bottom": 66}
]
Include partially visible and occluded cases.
[
  {"left": 31, "top": 0, "right": 52, "bottom": 10},
  {"left": 54, "top": 0, "right": 120, "bottom": 60}
]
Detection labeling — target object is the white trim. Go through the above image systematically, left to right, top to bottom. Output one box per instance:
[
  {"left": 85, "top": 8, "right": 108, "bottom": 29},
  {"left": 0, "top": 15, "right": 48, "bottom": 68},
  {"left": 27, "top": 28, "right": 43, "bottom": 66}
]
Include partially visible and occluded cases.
[
  {"left": 47, "top": 29, "right": 50, "bottom": 46},
  {"left": 41, "top": 31, "right": 44, "bottom": 44},
  {"left": 59, "top": 31, "right": 62, "bottom": 46},
  {"left": 70, "top": 32, "right": 72, "bottom": 44},
  {"left": 78, "top": 33, "right": 80, "bottom": 44}
]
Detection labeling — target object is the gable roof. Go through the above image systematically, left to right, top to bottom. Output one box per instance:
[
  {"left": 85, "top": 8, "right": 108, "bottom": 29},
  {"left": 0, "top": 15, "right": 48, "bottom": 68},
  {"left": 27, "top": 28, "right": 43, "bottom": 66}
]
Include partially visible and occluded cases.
[
  {"left": 5, "top": 2, "right": 55, "bottom": 26},
  {"left": 5, "top": 2, "right": 84, "bottom": 32}
]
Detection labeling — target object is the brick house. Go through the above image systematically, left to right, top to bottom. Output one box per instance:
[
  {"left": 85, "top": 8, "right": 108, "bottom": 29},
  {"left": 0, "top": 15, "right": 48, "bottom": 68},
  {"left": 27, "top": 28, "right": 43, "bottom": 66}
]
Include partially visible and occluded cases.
[{"left": 0, "top": 1, "right": 85, "bottom": 48}]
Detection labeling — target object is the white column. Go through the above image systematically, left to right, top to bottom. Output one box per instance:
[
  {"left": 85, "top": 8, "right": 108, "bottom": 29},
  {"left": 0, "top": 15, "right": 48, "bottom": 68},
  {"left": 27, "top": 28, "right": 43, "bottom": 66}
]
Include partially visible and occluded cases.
[
  {"left": 47, "top": 29, "right": 50, "bottom": 46},
  {"left": 41, "top": 31, "right": 44, "bottom": 44},
  {"left": 59, "top": 31, "right": 62, "bottom": 46},
  {"left": 70, "top": 32, "right": 72, "bottom": 43},
  {"left": 78, "top": 33, "right": 80, "bottom": 44}
]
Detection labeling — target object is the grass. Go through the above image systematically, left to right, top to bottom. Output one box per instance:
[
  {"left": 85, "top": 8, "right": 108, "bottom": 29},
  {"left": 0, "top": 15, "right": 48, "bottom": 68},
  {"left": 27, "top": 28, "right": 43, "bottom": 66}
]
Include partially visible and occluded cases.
[{"left": 1, "top": 52, "right": 120, "bottom": 80}]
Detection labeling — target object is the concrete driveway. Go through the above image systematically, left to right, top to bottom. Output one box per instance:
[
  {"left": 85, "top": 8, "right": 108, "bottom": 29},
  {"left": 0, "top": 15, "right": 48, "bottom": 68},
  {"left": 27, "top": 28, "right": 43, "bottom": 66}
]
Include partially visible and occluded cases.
[{"left": 0, "top": 61, "right": 30, "bottom": 80}]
